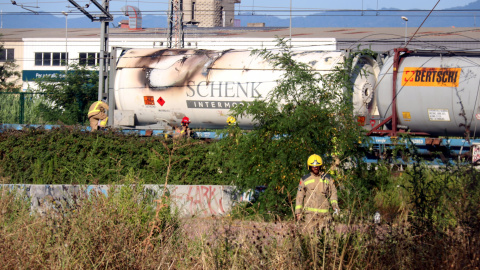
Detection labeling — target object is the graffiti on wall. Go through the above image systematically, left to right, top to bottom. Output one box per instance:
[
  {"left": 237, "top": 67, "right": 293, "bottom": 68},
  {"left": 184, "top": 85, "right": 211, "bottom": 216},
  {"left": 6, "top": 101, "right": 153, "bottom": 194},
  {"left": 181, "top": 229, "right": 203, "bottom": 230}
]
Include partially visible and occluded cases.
[
  {"left": 0, "top": 184, "right": 240, "bottom": 217},
  {"left": 169, "top": 185, "right": 231, "bottom": 216}
]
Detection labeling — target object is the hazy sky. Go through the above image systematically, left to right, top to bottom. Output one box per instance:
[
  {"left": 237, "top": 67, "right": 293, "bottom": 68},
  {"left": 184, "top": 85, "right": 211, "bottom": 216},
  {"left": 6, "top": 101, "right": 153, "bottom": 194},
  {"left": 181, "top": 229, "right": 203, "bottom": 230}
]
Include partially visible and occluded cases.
[
  {"left": 0, "top": 0, "right": 476, "bottom": 17},
  {"left": 239, "top": 0, "right": 474, "bottom": 11}
]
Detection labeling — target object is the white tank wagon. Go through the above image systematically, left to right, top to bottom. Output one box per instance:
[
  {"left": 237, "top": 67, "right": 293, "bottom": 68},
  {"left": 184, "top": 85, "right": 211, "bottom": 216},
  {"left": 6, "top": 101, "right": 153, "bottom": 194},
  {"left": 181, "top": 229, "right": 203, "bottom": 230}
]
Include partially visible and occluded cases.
[
  {"left": 113, "top": 48, "right": 380, "bottom": 129},
  {"left": 374, "top": 49, "right": 480, "bottom": 137}
]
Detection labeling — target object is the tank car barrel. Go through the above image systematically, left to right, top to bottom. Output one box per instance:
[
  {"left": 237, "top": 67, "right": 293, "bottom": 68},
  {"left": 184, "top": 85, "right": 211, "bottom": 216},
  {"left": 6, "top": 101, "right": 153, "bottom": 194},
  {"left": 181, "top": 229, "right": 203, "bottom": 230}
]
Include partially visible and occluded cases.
[{"left": 113, "top": 48, "right": 379, "bottom": 130}]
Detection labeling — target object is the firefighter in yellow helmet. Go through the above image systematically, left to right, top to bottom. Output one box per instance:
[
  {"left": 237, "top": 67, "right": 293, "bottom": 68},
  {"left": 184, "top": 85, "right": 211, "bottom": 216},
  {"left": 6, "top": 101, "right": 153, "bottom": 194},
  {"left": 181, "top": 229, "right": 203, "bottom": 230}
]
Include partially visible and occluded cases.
[
  {"left": 87, "top": 100, "right": 109, "bottom": 131},
  {"left": 227, "top": 116, "right": 236, "bottom": 126},
  {"left": 227, "top": 116, "right": 237, "bottom": 138},
  {"left": 295, "top": 154, "right": 340, "bottom": 233}
]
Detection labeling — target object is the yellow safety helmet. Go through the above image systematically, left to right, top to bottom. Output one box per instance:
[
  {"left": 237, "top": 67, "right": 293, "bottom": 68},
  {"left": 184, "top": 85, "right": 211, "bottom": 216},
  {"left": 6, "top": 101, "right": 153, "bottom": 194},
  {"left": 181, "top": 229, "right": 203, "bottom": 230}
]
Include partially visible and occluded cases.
[
  {"left": 227, "top": 116, "right": 236, "bottom": 125},
  {"left": 307, "top": 154, "right": 323, "bottom": 167}
]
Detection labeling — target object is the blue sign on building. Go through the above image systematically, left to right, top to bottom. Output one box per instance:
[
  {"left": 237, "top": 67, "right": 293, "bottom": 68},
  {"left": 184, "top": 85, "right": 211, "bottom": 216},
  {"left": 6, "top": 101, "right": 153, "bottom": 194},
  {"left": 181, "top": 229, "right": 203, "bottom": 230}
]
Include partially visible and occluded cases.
[{"left": 22, "top": 70, "right": 65, "bottom": 82}]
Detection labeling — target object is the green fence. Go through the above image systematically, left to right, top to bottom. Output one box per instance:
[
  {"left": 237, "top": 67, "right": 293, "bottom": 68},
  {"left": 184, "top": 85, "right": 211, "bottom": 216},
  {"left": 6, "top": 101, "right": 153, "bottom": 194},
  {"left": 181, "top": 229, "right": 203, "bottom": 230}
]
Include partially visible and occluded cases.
[{"left": 0, "top": 92, "right": 46, "bottom": 124}]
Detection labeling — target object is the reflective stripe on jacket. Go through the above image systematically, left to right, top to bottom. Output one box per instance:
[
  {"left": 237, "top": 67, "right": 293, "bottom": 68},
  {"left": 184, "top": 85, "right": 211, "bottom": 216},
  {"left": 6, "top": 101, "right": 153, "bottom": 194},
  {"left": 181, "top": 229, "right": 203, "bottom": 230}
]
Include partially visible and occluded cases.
[
  {"left": 88, "top": 101, "right": 109, "bottom": 117},
  {"left": 295, "top": 172, "right": 338, "bottom": 215}
]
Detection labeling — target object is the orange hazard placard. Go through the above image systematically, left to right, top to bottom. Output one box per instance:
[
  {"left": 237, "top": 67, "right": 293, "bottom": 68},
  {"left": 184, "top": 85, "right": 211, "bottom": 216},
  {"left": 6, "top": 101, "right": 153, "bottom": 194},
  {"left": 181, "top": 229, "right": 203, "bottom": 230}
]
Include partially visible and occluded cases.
[
  {"left": 401, "top": 67, "right": 461, "bottom": 87},
  {"left": 144, "top": 96, "right": 155, "bottom": 105}
]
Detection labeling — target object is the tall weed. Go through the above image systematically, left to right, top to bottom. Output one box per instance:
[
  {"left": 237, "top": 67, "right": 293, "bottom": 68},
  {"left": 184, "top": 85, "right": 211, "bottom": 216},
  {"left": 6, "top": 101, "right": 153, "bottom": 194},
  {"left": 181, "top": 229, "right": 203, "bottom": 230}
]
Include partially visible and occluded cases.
[
  {"left": 0, "top": 93, "right": 45, "bottom": 124},
  {"left": 0, "top": 182, "right": 181, "bottom": 269}
]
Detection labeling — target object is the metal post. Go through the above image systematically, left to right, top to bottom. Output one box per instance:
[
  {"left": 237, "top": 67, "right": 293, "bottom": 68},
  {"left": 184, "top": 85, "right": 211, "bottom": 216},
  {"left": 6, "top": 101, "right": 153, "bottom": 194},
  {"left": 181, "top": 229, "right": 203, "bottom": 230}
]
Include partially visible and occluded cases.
[
  {"left": 98, "top": 0, "right": 110, "bottom": 101},
  {"left": 167, "top": 0, "right": 173, "bottom": 48},
  {"left": 167, "top": 0, "right": 184, "bottom": 48},
  {"left": 179, "top": 0, "right": 184, "bottom": 48},
  {"left": 289, "top": 0, "right": 292, "bottom": 47},
  {"left": 62, "top": 11, "right": 68, "bottom": 72},
  {"left": 402, "top": 16, "right": 408, "bottom": 46},
  {"left": 405, "top": 21, "right": 408, "bottom": 45},
  {"left": 108, "top": 47, "right": 117, "bottom": 127},
  {"left": 391, "top": 48, "right": 409, "bottom": 136},
  {"left": 19, "top": 93, "right": 24, "bottom": 124}
]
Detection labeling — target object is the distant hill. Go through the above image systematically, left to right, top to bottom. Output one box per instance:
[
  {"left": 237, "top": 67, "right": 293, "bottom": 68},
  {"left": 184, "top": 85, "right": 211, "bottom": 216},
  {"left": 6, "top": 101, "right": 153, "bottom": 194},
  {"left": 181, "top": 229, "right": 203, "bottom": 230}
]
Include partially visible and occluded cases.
[
  {"left": 3, "top": 0, "right": 480, "bottom": 29},
  {"left": 451, "top": 1, "right": 480, "bottom": 9},
  {"left": 237, "top": 8, "right": 478, "bottom": 28}
]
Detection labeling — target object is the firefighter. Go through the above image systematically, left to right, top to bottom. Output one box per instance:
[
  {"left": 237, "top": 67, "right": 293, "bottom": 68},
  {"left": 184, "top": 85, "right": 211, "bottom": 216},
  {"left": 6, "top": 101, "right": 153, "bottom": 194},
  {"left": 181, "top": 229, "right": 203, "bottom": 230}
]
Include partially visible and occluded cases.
[
  {"left": 87, "top": 100, "right": 109, "bottom": 131},
  {"left": 180, "top": 116, "right": 191, "bottom": 138},
  {"left": 226, "top": 116, "right": 236, "bottom": 126},
  {"left": 295, "top": 154, "right": 340, "bottom": 233}
]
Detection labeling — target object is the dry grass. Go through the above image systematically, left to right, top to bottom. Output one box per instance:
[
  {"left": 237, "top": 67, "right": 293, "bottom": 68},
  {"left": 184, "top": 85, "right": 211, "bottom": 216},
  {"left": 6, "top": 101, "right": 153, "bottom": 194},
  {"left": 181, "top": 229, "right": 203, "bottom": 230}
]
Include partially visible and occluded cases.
[{"left": 1, "top": 186, "right": 479, "bottom": 269}]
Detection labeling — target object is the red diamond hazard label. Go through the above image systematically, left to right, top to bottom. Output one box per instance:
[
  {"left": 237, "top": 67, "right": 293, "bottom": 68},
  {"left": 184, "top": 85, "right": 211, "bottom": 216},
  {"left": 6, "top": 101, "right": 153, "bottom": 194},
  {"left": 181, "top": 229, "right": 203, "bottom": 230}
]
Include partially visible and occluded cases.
[{"left": 157, "top": 97, "right": 165, "bottom": 106}]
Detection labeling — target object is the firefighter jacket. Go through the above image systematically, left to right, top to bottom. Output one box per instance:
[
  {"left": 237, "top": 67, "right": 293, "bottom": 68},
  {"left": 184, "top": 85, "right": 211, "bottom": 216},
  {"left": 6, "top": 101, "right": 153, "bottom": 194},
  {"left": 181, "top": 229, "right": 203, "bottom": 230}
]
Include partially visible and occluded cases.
[
  {"left": 88, "top": 101, "right": 109, "bottom": 118},
  {"left": 180, "top": 126, "right": 191, "bottom": 138},
  {"left": 295, "top": 172, "right": 339, "bottom": 215}
]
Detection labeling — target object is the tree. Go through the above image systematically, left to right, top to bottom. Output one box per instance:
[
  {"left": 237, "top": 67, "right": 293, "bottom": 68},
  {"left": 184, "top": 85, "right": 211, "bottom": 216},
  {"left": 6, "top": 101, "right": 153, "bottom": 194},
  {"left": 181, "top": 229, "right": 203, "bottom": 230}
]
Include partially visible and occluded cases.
[
  {"left": 0, "top": 36, "right": 22, "bottom": 92},
  {"left": 219, "top": 39, "right": 368, "bottom": 217},
  {"left": 34, "top": 63, "right": 99, "bottom": 125}
]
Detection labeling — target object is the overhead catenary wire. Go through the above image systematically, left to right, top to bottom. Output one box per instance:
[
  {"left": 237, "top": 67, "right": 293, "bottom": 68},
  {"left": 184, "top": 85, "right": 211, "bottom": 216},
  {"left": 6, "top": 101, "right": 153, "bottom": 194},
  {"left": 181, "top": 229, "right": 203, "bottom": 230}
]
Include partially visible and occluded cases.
[
  {"left": 1, "top": 0, "right": 479, "bottom": 12},
  {"left": 405, "top": 0, "right": 441, "bottom": 48},
  {"left": 2, "top": 4, "right": 480, "bottom": 16}
]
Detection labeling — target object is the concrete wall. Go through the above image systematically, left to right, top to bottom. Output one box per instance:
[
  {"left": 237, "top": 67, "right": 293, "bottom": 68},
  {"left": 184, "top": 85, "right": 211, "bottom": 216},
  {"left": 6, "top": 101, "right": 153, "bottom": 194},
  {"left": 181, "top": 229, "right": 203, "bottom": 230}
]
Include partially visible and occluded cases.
[{"left": 0, "top": 184, "right": 252, "bottom": 217}]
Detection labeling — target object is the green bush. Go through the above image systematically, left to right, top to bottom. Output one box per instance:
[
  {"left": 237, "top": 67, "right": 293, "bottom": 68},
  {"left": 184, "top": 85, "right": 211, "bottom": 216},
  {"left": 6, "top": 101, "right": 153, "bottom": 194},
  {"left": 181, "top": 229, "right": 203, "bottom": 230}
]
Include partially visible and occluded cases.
[{"left": 0, "top": 128, "right": 235, "bottom": 185}]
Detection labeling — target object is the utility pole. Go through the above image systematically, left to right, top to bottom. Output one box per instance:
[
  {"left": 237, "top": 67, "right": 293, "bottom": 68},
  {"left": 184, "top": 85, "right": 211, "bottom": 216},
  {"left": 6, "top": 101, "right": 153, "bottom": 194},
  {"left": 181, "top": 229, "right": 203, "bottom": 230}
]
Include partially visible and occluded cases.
[
  {"left": 67, "top": 0, "right": 114, "bottom": 123},
  {"left": 98, "top": 0, "right": 110, "bottom": 102},
  {"left": 167, "top": 0, "right": 184, "bottom": 48},
  {"left": 289, "top": 0, "right": 291, "bottom": 47},
  {"left": 62, "top": 11, "right": 68, "bottom": 72},
  {"left": 402, "top": 16, "right": 408, "bottom": 46}
]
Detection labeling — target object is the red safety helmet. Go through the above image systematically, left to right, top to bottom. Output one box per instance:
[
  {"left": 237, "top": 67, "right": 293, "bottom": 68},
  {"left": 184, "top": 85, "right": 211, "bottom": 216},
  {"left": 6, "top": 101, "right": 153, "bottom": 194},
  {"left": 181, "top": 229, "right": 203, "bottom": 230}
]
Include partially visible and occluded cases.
[{"left": 181, "top": 116, "right": 191, "bottom": 125}]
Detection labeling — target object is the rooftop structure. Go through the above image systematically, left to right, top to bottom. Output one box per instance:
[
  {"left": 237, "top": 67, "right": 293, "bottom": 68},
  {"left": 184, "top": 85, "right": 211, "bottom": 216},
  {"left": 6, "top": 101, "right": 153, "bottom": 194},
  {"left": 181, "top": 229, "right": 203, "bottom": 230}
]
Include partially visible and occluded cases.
[{"left": 2, "top": 26, "right": 479, "bottom": 51}]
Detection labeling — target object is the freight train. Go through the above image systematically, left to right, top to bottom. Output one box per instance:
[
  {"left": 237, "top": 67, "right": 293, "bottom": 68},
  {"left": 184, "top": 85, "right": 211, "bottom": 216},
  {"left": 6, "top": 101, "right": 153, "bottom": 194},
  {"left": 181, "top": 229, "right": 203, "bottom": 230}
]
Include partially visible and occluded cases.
[
  {"left": 4, "top": 47, "right": 480, "bottom": 163},
  {"left": 111, "top": 47, "right": 480, "bottom": 163},
  {"left": 113, "top": 48, "right": 379, "bottom": 130},
  {"left": 367, "top": 48, "right": 480, "bottom": 163},
  {"left": 370, "top": 48, "right": 480, "bottom": 137}
]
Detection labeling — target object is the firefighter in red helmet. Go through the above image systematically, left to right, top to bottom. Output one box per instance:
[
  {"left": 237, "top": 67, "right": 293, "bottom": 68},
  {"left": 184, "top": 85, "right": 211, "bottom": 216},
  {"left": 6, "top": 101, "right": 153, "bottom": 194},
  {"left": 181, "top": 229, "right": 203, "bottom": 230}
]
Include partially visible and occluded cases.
[
  {"left": 180, "top": 116, "right": 191, "bottom": 138},
  {"left": 295, "top": 154, "right": 340, "bottom": 234}
]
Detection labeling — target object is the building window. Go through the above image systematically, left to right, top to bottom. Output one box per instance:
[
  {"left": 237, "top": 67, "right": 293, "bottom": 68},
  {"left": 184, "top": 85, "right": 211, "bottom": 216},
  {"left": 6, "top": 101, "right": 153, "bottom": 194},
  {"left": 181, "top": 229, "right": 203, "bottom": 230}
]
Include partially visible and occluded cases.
[
  {"left": 0, "top": 48, "right": 14, "bottom": 62},
  {"left": 35, "top": 52, "right": 68, "bottom": 66},
  {"left": 79, "top": 52, "right": 100, "bottom": 66},
  {"left": 51, "top": 53, "right": 68, "bottom": 66}
]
